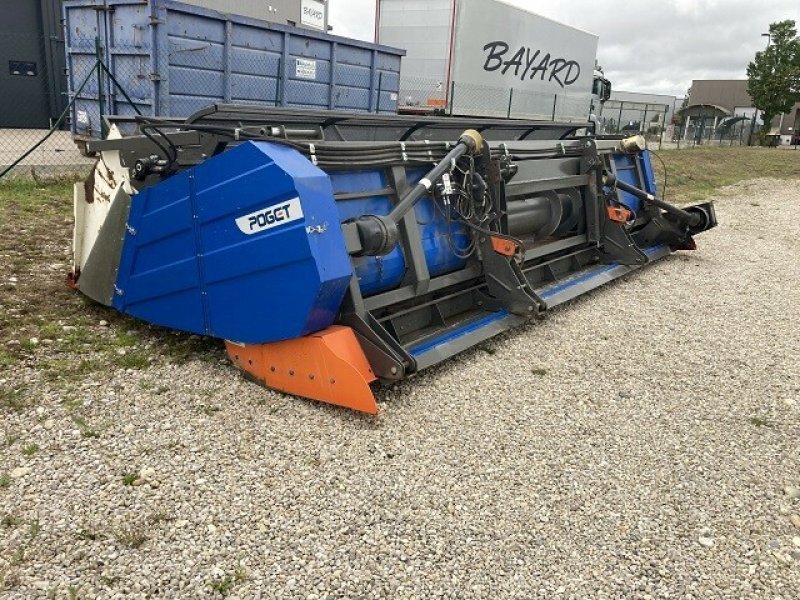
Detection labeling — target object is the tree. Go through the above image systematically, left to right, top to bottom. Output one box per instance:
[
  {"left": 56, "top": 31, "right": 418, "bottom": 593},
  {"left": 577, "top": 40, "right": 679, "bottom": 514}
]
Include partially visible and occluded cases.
[{"left": 746, "top": 20, "right": 800, "bottom": 137}]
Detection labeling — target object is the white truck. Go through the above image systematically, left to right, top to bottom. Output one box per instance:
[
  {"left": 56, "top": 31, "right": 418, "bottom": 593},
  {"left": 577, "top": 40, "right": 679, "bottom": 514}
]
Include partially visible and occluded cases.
[{"left": 377, "top": 0, "right": 610, "bottom": 122}]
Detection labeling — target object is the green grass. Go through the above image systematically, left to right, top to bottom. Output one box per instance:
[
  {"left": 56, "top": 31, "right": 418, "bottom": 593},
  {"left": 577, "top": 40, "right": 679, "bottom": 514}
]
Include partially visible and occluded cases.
[
  {"left": 657, "top": 146, "right": 800, "bottom": 203},
  {"left": 20, "top": 442, "right": 39, "bottom": 457},
  {"left": 121, "top": 471, "right": 139, "bottom": 486},
  {"left": 0, "top": 474, "right": 10, "bottom": 488},
  {"left": 209, "top": 567, "right": 246, "bottom": 597}
]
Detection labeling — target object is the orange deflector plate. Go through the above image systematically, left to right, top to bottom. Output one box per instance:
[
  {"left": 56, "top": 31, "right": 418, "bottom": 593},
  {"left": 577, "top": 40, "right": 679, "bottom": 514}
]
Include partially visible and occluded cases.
[{"left": 225, "top": 325, "right": 378, "bottom": 414}]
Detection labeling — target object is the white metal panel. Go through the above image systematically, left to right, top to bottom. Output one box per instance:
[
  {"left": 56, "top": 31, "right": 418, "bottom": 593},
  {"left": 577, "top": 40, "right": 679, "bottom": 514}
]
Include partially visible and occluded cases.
[
  {"left": 378, "top": 0, "right": 452, "bottom": 108},
  {"left": 450, "top": 0, "right": 597, "bottom": 120}
]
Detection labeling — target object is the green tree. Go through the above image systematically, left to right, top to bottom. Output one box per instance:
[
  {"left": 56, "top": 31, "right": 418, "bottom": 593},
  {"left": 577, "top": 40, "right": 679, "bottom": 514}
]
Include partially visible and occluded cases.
[{"left": 746, "top": 20, "right": 800, "bottom": 137}]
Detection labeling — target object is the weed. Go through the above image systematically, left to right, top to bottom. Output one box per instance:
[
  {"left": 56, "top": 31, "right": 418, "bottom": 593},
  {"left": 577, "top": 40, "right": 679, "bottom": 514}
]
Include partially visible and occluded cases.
[
  {"left": 481, "top": 346, "right": 497, "bottom": 355},
  {"left": 0, "top": 351, "right": 17, "bottom": 367},
  {"left": 114, "top": 352, "right": 150, "bottom": 370},
  {"left": 531, "top": 367, "right": 548, "bottom": 377},
  {"left": 0, "top": 388, "right": 26, "bottom": 412},
  {"left": 199, "top": 404, "right": 221, "bottom": 416},
  {"left": 71, "top": 415, "right": 100, "bottom": 438},
  {"left": 749, "top": 415, "right": 771, "bottom": 427},
  {"left": 3, "top": 433, "right": 20, "bottom": 447},
  {"left": 21, "top": 442, "right": 39, "bottom": 457},
  {"left": 121, "top": 471, "right": 139, "bottom": 486},
  {"left": 0, "top": 474, "right": 10, "bottom": 488},
  {"left": 148, "top": 511, "right": 172, "bottom": 524},
  {"left": 1, "top": 514, "right": 20, "bottom": 528},
  {"left": 28, "top": 518, "right": 40, "bottom": 539},
  {"left": 115, "top": 525, "right": 148, "bottom": 549},
  {"left": 76, "top": 529, "right": 101, "bottom": 541},
  {"left": 9, "top": 547, "right": 25, "bottom": 566},
  {"left": 209, "top": 567, "right": 246, "bottom": 597}
]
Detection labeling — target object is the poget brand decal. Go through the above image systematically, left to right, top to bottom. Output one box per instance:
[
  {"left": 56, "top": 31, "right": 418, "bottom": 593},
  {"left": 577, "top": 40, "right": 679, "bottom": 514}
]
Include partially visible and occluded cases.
[{"left": 235, "top": 197, "right": 304, "bottom": 235}]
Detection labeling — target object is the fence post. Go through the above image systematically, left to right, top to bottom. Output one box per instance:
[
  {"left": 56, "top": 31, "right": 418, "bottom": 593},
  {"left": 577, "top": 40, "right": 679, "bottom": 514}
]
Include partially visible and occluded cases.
[
  {"left": 95, "top": 36, "right": 107, "bottom": 139},
  {"left": 507, "top": 88, "right": 514, "bottom": 119},
  {"left": 552, "top": 94, "right": 557, "bottom": 120},
  {"left": 617, "top": 101, "right": 624, "bottom": 133},
  {"left": 642, "top": 103, "right": 649, "bottom": 133},
  {"left": 660, "top": 105, "right": 668, "bottom": 150}
]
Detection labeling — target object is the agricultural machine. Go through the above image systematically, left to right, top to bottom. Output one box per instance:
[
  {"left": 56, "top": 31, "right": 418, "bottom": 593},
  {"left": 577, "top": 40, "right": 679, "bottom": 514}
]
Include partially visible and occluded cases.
[{"left": 71, "top": 105, "right": 716, "bottom": 413}]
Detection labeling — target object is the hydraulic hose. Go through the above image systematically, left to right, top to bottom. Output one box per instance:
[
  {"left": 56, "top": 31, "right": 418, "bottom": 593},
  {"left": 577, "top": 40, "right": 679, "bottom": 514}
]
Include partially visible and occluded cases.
[
  {"left": 347, "top": 130, "right": 484, "bottom": 256},
  {"left": 605, "top": 173, "right": 702, "bottom": 227}
]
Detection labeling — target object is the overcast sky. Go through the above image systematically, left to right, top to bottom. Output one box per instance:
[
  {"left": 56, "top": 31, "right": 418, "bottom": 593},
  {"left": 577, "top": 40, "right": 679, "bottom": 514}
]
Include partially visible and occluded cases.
[{"left": 329, "top": 0, "right": 800, "bottom": 97}]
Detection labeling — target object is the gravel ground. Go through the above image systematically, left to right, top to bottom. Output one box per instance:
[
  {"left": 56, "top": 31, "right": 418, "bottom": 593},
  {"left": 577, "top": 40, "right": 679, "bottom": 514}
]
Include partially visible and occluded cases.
[{"left": 1, "top": 178, "right": 799, "bottom": 599}]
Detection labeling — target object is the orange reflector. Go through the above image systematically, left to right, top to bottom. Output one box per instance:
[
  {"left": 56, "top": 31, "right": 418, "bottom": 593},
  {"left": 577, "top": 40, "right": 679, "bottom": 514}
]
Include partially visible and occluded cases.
[
  {"left": 426, "top": 98, "right": 447, "bottom": 107},
  {"left": 607, "top": 206, "right": 632, "bottom": 223},
  {"left": 490, "top": 235, "right": 520, "bottom": 257},
  {"left": 225, "top": 326, "right": 378, "bottom": 414}
]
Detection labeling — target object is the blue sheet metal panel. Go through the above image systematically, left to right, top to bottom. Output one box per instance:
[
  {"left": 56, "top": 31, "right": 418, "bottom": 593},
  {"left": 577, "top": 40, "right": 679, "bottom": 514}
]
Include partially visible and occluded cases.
[
  {"left": 64, "top": 0, "right": 404, "bottom": 132},
  {"left": 114, "top": 141, "right": 352, "bottom": 343},
  {"left": 639, "top": 150, "right": 658, "bottom": 196},
  {"left": 612, "top": 153, "right": 643, "bottom": 213},
  {"left": 405, "top": 168, "right": 469, "bottom": 277},
  {"left": 329, "top": 171, "right": 406, "bottom": 297}
]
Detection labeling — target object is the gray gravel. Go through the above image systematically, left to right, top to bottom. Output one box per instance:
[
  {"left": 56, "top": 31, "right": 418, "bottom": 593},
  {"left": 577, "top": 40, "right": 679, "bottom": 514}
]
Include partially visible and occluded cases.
[{"left": 2, "top": 178, "right": 800, "bottom": 598}]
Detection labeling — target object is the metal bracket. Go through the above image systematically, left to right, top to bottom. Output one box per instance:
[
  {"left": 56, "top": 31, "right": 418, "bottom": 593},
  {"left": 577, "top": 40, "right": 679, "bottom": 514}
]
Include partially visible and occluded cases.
[{"left": 478, "top": 237, "right": 544, "bottom": 316}]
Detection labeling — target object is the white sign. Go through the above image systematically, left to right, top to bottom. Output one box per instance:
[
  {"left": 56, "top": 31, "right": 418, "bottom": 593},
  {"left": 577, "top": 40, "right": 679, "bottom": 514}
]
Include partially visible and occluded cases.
[
  {"left": 300, "top": 0, "right": 326, "bottom": 30},
  {"left": 295, "top": 58, "right": 317, "bottom": 80},
  {"left": 235, "top": 198, "right": 304, "bottom": 235}
]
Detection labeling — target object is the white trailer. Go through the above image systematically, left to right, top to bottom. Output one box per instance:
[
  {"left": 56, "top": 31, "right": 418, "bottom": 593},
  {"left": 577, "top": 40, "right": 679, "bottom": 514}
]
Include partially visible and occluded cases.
[{"left": 377, "top": 0, "right": 604, "bottom": 121}]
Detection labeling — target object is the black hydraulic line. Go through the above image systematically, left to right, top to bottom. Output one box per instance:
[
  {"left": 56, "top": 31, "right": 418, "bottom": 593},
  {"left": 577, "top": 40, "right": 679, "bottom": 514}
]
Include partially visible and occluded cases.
[
  {"left": 346, "top": 130, "right": 484, "bottom": 256},
  {"left": 387, "top": 131, "right": 481, "bottom": 223},
  {"left": 605, "top": 173, "right": 701, "bottom": 227}
]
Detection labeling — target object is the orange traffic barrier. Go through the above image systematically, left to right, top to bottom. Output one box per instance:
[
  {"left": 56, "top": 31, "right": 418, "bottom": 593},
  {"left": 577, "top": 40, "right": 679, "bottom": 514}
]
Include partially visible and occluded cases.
[{"left": 226, "top": 326, "right": 378, "bottom": 414}]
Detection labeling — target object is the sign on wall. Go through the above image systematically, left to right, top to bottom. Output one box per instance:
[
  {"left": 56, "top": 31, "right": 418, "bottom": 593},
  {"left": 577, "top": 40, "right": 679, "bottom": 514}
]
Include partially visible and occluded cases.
[{"left": 301, "top": 0, "right": 326, "bottom": 30}]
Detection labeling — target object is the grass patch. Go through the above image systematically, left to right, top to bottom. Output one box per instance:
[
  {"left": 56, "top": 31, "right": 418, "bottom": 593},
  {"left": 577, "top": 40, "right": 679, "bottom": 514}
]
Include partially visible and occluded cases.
[
  {"left": 658, "top": 146, "right": 800, "bottom": 203},
  {"left": 114, "top": 351, "right": 150, "bottom": 370},
  {"left": 531, "top": 367, "right": 548, "bottom": 377},
  {"left": 0, "top": 387, "right": 26, "bottom": 413},
  {"left": 71, "top": 415, "right": 100, "bottom": 438},
  {"left": 749, "top": 415, "right": 772, "bottom": 427},
  {"left": 20, "top": 442, "right": 39, "bottom": 457},
  {"left": 121, "top": 471, "right": 139, "bottom": 486},
  {"left": 0, "top": 474, "right": 10, "bottom": 488},
  {"left": 1, "top": 514, "right": 21, "bottom": 528},
  {"left": 28, "top": 518, "right": 40, "bottom": 539},
  {"left": 115, "top": 525, "right": 148, "bottom": 549},
  {"left": 76, "top": 529, "right": 102, "bottom": 541},
  {"left": 209, "top": 567, "right": 246, "bottom": 597}
]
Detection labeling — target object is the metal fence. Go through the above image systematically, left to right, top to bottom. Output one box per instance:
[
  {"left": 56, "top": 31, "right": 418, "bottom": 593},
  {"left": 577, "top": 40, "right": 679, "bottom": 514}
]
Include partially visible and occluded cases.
[
  {"left": 396, "top": 74, "right": 593, "bottom": 122},
  {"left": 598, "top": 100, "right": 671, "bottom": 141},
  {"left": 669, "top": 113, "right": 757, "bottom": 148}
]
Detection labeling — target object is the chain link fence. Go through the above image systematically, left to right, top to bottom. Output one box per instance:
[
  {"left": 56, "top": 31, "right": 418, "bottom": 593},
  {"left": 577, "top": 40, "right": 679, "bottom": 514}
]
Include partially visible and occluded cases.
[
  {"left": 3, "top": 29, "right": 784, "bottom": 181},
  {"left": 0, "top": 31, "right": 96, "bottom": 181},
  {"left": 396, "top": 74, "right": 593, "bottom": 122},
  {"left": 668, "top": 113, "right": 758, "bottom": 149}
]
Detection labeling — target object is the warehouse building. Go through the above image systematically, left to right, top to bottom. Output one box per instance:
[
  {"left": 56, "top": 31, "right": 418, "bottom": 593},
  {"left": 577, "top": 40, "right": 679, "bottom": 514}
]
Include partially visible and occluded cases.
[{"left": 684, "top": 79, "right": 800, "bottom": 139}]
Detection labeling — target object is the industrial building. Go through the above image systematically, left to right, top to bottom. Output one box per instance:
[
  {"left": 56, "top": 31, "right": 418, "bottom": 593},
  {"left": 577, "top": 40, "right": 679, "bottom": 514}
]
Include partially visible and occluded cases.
[
  {"left": 684, "top": 79, "right": 800, "bottom": 139},
  {"left": 599, "top": 90, "right": 677, "bottom": 133}
]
